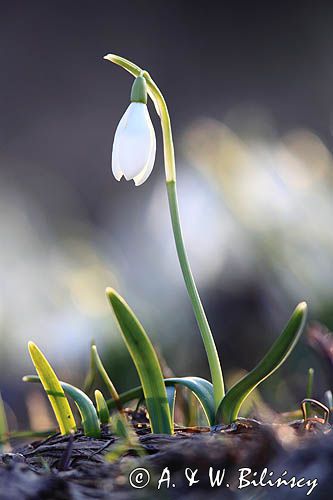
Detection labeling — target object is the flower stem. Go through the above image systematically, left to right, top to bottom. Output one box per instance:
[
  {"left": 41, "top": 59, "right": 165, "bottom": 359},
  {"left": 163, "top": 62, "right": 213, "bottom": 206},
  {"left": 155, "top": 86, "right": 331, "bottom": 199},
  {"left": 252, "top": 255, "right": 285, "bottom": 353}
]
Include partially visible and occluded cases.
[
  {"left": 104, "top": 54, "right": 225, "bottom": 409},
  {"left": 166, "top": 180, "right": 225, "bottom": 407}
]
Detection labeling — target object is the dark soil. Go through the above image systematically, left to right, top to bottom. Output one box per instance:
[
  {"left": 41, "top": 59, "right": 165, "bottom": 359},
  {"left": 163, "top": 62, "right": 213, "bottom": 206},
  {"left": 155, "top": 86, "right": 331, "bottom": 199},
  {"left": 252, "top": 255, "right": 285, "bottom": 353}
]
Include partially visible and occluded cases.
[{"left": 0, "top": 410, "right": 332, "bottom": 500}]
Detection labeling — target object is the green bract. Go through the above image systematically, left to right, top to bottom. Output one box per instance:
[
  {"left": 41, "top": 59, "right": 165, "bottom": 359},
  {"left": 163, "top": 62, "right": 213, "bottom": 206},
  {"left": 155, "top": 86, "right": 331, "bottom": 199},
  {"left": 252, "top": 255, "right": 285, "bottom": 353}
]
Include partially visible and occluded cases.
[{"left": 130, "top": 75, "right": 147, "bottom": 104}]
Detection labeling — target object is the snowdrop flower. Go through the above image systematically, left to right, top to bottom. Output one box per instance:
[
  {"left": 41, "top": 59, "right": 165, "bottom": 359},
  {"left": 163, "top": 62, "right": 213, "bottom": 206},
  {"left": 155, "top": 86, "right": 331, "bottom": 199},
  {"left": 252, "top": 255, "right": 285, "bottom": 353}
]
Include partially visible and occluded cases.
[{"left": 112, "top": 75, "right": 156, "bottom": 186}]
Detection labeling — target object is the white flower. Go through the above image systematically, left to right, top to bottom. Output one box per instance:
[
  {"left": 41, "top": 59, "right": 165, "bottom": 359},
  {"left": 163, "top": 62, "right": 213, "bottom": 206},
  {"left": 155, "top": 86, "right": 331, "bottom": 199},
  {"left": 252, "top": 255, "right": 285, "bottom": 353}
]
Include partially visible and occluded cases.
[{"left": 112, "top": 77, "right": 156, "bottom": 186}]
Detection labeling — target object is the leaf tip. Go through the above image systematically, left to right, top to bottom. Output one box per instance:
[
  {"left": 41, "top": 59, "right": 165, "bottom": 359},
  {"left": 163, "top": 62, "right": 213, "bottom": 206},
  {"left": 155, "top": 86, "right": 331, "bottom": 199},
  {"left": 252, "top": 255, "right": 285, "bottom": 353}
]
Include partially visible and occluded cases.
[
  {"left": 103, "top": 54, "right": 116, "bottom": 62},
  {"left": 105, "top": 286, "right": 115, "bottom": 296},
  {"left": 106, "top": 287, "right": 122, "bottom": 308},
  {"left": 296, "top": 301, "right": 308, "bottom": 316},
  {"left": 28, "top": 341, "right": 38, "bottom": 356}
]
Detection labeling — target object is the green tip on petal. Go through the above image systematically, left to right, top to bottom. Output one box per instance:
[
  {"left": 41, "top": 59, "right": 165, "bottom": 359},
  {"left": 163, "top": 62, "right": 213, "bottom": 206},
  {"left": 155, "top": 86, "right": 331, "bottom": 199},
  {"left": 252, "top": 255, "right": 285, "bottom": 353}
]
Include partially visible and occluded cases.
[{"left": 130, "top": 76, "right": 147, "bottom": 104}]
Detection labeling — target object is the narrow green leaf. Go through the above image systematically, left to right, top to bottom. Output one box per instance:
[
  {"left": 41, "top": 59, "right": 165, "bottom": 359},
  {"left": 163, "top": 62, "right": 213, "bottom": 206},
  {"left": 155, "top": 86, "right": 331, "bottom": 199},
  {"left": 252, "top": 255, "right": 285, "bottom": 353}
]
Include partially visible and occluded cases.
[
  {"left": 106, "top": 288, "right": 173, "bottom": 435},
  {"left": 217, "top": 302, "right": 308, "bottom": 424},
  {"left": 83, "top": 339, "right": 97, "bottom": 395},
  {"left": 27, "top": 342, "right": 76, "bottom": 435},
  {"left": 91, "top": 344, "right": 122, "bottom": 410},
  {"left": 305, "top": 367, "right": 315, "bottom": 415},
  {"left": 306, "top": 368, "right": 314, "bottom": 399},
  {"left": 23, "top": 375, "right": 100, "bottom": 438},
  {"left": 107, "top": 376, "right": 215, "bottom": 426},
  {"left": 166, "top": 377, "right": 215, "bottom": 425},
  {"left": 60, "top": 382, "right": 101, "bottom": 438},
  {"left": 106, "top": 385, "right": 142, "bottom": 409},
  {"left": 166, "top": 385, "right": 176, "bottom": 423},
  {"left": 95, "top": 390, "right": 110, "bottom": 424},
  {"left": 0, "top": 392, "right": 8, "bottom": 450},
  {"left": 106, "top": 413, "right": 144, "bottom": 462},
  {"left": 111, "top": 413, "right": 132, "bottom": 441},
  {"left": 0, "top": 429, "right": 55, "bottom": 444}
]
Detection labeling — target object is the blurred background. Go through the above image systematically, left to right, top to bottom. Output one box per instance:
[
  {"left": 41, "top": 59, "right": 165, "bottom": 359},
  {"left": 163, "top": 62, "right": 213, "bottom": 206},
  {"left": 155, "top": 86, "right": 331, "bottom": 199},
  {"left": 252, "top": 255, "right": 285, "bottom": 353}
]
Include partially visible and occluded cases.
[{"left": 1, "top": 1, "right": 333, "bottom": 430}]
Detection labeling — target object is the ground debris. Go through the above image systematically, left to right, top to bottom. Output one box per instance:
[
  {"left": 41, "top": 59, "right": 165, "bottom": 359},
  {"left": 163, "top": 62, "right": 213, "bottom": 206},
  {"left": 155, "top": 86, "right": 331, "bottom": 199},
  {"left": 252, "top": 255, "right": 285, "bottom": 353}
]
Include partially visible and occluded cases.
[{"left": 0, "top": 416, "right": 331, "bottom": 499}]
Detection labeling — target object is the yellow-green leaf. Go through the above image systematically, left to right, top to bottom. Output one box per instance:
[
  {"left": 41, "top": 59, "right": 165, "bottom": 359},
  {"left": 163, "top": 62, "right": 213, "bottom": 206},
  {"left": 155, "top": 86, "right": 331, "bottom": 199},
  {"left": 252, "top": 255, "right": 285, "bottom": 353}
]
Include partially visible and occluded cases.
[
  {"left": 28, "top": 342, "right": 76, "bottom": 435},
  {"left": 95, "top": 390, "right": 110, "bottom": 424}
]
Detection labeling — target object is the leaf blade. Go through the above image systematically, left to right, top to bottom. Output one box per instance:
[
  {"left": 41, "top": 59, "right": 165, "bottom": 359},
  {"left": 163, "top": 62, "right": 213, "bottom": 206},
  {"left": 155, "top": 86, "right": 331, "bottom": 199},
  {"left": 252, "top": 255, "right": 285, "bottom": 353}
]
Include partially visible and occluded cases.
[
  {"left": 106, "top": 288, "right": 173, "bottom": 435},
  {"left": 217, "top": 302, "right": 308, "bottom": 424},
  {"left": 27, "top": 342, "right": 76, "bottom": 435},
  {"left": 91, "top": 344, "right": 121, "bottom": 410},
  {"left": 23, "top": 375, "right": 100, "bottom": 438},
  {"left": 107, "top": 376, "right": 215, "bottom": 426},
  {"left": 166, "top": 377, "right": 215, "bottom": 425},
  {"left": 166, "top": 385, "right": 176, "bottom": 422},
  {"left": 95, "top": 390, "right": 110, "bottom": 424},
  {"left": 0, "top": 392, "right": 8, "bottom": 450}
]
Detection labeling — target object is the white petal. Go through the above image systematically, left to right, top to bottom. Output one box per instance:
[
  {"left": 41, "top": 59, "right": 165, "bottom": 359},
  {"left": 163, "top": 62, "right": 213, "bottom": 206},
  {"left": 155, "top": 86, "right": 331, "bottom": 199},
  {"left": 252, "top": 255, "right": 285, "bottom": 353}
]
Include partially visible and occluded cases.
[
  {"left": 115, "top": 103, "right": 154, "bottom": 179},
  {"left": 111, "top": 105, "right": 131, "bottom": 181},
  {"left": 133, "top": 115, "right": 156, "bottom": 186},
  {"left": 112, "top": 138, "right": 123, "bottom": 181}
]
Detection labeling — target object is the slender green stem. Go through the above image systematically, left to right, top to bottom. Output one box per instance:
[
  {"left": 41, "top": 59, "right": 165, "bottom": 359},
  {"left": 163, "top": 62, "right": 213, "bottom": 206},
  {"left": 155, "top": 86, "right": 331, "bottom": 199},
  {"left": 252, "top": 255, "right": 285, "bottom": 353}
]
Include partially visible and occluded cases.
[
  {"left": 104, "top": 54, "right": 225, "bottom": 409},
  {"left": 167, "top": 181, "right": 224, "bottom": 406}
]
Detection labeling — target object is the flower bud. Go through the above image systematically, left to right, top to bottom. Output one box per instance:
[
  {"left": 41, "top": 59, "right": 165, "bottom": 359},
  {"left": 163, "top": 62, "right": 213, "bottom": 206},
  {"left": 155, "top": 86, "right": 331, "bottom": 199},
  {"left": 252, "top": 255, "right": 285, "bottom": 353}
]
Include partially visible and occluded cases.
[{"left": 112, "top": 76, "right": 156, "bottom": 186}]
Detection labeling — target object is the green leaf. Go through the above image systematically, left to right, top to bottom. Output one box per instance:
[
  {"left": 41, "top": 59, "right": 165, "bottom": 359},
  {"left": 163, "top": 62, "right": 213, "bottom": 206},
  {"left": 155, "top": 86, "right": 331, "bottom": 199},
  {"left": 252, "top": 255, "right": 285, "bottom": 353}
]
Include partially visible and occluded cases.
[
  {"left": 106, "top": 288, "right": 173, "bottom": 435},
  {"left": 217, "top": 302, "right": 308, "bottom": 424},
  {"left": 83, "top": 339, "right": 97, "bottom": 395},
  {"left": 27, "top": 342, "right": 76, "bottom": 435},
  {"left": 91, "top": 344, "right": 121, "bottom": 410},
  {"left": 305, "top": 367, "right": 315, "bottom": 416},
  {"left": 306, "top": 367, "right": 314, "bottom": 399},
  {"left": 23, "top": 375, "right": 101, "bottom": 438},
  {"left": 107, "top": 376, "right": 215, "bottom": 426},
  {"left": 166, "top": 377, "right": 215, "bottom": 425},
  {"left": 60, "top": 382, "right": 101, "bottom": 438},
  {"left": 106, "top": 385, "right": 142, "bottom": 409},
  {"left": 166, "top": 385, "right": 176, "bottom": 422},
  {"left": 95, "top": 390, "right": 110, "bottom": 424},
  {"left": 0, "top": 392, "right": 8, "bottom": 450},
  {"left": 111, "top": 412, "right": 132, "bottom": 441},
  {"left": 106, "top": 413, "right": 144, "bottom": 462},
  {"left": 0, "top": 429, "right": 55, "bottom": 444}
]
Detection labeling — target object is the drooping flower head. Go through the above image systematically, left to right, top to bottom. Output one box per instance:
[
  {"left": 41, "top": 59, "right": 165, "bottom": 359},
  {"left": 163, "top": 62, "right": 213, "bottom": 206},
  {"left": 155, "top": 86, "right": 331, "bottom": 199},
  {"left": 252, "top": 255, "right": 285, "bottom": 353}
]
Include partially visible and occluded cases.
[{"left": 112, "top": 75, "right": 156, "bottom": 186}]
